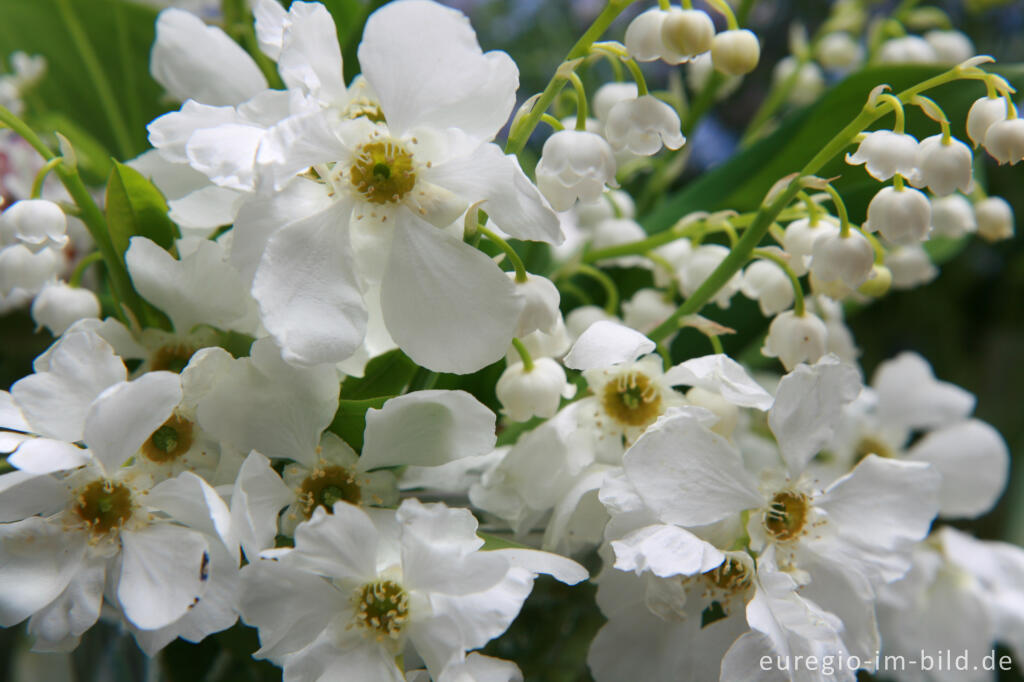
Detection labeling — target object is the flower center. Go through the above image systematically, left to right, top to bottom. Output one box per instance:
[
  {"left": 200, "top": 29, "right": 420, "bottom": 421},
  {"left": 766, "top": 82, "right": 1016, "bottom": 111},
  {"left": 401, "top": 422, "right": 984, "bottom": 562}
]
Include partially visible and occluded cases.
[
  {"left": 342, "top": 96, "right": 385, "bottom": 124},
  {"left": 349, "top": 138, "right": 416, "bottom": 204},
  {"left": 150, "top": 344, "right": 196, "bottom": 373},
  {"left": 601, "top": 371, "right": 663, "bottom": 427},
  {"left": 141, "top": 415, "right": 194, "bottom": 463},
  {"left": 854, "top": 435, "right": 894, "bottom": 461},
  {"left": 299, "top": 465, "right": 362, "bottom": 517},
  {"left": 73, "top": 479, "right": 133, "bottom": 535},
  {"left": 763, "top": 490, "right": 810, "bottom": 542},
  {"left": 703, "top": 557, "right": 752, "bottom": 594},
  {"left": 352, "top": 579, "right": 409, "bottom": 640}
]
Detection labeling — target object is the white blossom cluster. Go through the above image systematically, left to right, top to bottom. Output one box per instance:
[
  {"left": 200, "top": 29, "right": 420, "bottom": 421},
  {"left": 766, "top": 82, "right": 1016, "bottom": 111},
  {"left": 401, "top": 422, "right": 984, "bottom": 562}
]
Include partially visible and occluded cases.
[{"left": 0, "top": 1, "right": 1020, "bottom": 681}]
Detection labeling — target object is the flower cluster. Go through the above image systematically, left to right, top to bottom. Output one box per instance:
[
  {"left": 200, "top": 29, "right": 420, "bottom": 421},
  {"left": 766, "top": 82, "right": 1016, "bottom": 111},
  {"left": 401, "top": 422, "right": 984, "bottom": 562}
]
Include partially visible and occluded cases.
[{"left": 0, "top": 1, "right": 1019, "bottom": 681}]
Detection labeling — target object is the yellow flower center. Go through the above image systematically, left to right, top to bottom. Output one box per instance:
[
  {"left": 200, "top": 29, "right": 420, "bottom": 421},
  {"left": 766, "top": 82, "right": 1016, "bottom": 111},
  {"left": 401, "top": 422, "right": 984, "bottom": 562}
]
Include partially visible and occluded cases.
[
  {"left": 342, "top": 96, "right": 386, "bottom": 124},
  {"left": 349, "top": 138, "right": 416, "bottom": 204},
  {"left": 150, "top": 344, "right": 196, "bottom": 373},
  {"left": 601, "top": 371, "right": 663, "bottom": 427},
  {"left": 141, "top": 414, "right": 195, "bottom": 463},
  {"left": 299, "top": 465, "right": 362, "bottom": 518},
  {"left": 73, "top": 479, "right": 133, "bottom": 535},
  {"left": 763, "top": 490, "right": 811, "bottom": 542},
  {"left": 703, "top": 557, "right": 753, "bottom": 594},
  {"left": 352, "top": 579, "right": 409, "bottom": 640}
]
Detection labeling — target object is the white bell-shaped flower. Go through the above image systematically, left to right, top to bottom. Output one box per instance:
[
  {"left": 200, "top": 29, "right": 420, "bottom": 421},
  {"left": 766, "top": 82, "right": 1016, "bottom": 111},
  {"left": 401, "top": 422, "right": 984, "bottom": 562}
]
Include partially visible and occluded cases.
[
  {"left": 660, "top": 8, "right": 715, "bottom": 59},
  {"left": 624, "top": 9, "right": 687, "bottom": 64},
  {"left": 710, "top": 29, "right": 760, "bottom": 76},
  {"left": 924, "top": 30, "right": 975, "bottom": 64},
  {"left": 816, "top": 32, "right": 863, "bottom": 72},
  {"left": 877, "top": 35, "right": 938, "bottom": 64},
  {"left": 686, "top": 53, "right": 742, "bottom": 99},
  {"left": 772, "top": 56, "right": 825, "bottom": 107},
  {"left": 592, "top": 82, "right": 638, "bottom": 124},
  {"left": 603, "top": 95, "right": 685, "bottom": 156},
  {"left": 966, "top": 96, "right": 1009, "bottom": 147},
  {"left": 982, "top": 117, "right": 1024, "bottom": 165},
  {"left": 536, "top": 130, "right": 618, "bottom": 212},
  {"left": 845, "top": 130, "right": 919, "bottom": 181},
  {"left": 912, "top": 134, "right": 973, "bottom": 196},
  {"left": 865, "top": 185, "right": 932, "bottom": 245},
  {"left": 575, "top": 189, "right": 635, "bottom": 230},
  {"left": 930, "top": 194, "right": 977, "bottom": 238},
  {"left": 974, "top": 196, "right": 1014, "bottom": 242},
  {"left": 0, "top": 199, "right": 68, "bottom": 251},
  {"left": 780, "top": 215, "right": 840, "bottom": 276},
  {"left": 810, "top": 229, "right": 875, "bottom": 290},
  {"left": 0, "top": 244, "right": 59, "bottom": 296},
  {"left": 679, "top": 244, "right": 742, "bottom": 309},
  {"left": 887, "top": 245, "right": 938, "bottom": 290},
  {"left": 740, "top": 260, "right": 794, "bottom": 316},
  {"left": 508, "top": 272, "right": 561, "bottom": 337},
  {"left": 31, "top": 281, "right": 101, "bottom": 336},
  {"left": 622, "top": 288, "right": 674, "bottom": 336},
  {"left": 565, "top": 304, "right": 615, "bottom": 341},
  {"left": 762, "top": 310, "right": 828, "bottom": 371},
  {"left": 496, "top": 357, "right": 574, "bottom": 422}
]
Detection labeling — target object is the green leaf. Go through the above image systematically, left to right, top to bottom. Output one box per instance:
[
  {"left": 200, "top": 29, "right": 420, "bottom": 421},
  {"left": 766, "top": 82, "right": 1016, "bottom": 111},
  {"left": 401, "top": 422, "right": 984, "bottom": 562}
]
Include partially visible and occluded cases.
[
  {"left": 29, "top": 112, "right": 113, "bottom": 183},
  {"left": 104, "top": 161, "right": 180, "bottom": 258},
  {"left": 339, "top": 349, "right": 418, "bottom": 400},
  {"left": 328, "top": 396, "right": 391, "bottom": 452},
  {"left": 479, "top": 531, "right": 529, "bottom": 551}
]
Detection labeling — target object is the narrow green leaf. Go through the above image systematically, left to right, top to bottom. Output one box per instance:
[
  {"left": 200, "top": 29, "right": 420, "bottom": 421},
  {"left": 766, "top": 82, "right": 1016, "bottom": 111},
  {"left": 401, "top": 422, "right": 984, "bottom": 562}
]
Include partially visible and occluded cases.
[
  {"left": 104, "top": 161, "right": 180, "bottom": 258},
  {"left": 339, "top": 349, "right": 418, "bottom": 400},
  {"left": 479, "top": 532, "right": 530, "bottom": 551}
]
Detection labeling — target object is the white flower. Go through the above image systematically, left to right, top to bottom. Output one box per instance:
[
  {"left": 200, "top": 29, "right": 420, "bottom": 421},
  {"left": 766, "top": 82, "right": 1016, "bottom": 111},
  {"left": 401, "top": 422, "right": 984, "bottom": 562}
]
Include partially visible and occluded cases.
[
  {"left": 660, "top": 8, "right": 715, "bottom": 59},
  {"left": 624, "top": 9, "right": 687, "bottom": 64},
  {"left": 710, "top": 29, "right": 760, "bottom": 76},
  {"left": 924, "top": 30, "right": 976, "bottom": 64},
  {"left": 816, "top": 32, "right": 864, "bottom": 72},
  {"left": 877, "top": 35, "right": 938, "bottom": 64},
  {"left": 772, "top": 56, "right": 825, "bottom": 107},
  {"left": 592, "top": 82, "right": 638, "bottom": 125},
  {"left": 603, "top": 95, "right": 685, "bottom": 156},
  {"left": 966, "top": 96, "right": 1010, "bottom": 147},
  {"left": 982, "top": 117, "right": 1024, "bottom": 165},
  {"left": 536, "top": 129, "right": 618, "bottom": 211},
  {"left": 845, "top": 130, "right": 920, "bottom": 182},
  {"left": 912, "top": 134, "right": 973, "bottom": 196},
  {"left": 864, "top": 185, "right": 932, "bottom": 245},
  {"left": 930, "top": 194, "right": 977, "bottom": 238},
  {"left": 974, "top": 196, "right": 1014, "bottom": 242},
  {"left": 0, "top": 199, "right": 68, "bottom": 251},
  {"left": 781, "top": 215, "right": 840, "bottom": 276},
  {"left": 810, "top": 229, "right": 875, "bottom": 290},
  {"left": 0, "top": 244, "right": 59, "bottom": 298},
  {"left": 678, "top": 244, "right": 743, "bottom": 309},
  {"left": 887, "top": 245, "right": 938, "bottom": 290},
  {"left": 741, "top": 260, "right": 795, "bottom": 316},
  {"left": 509, "top": 273, "right": 560, "bottom": 337},
  {"left": 30, "top": 282, "right": 100, "bottom": 336},
  {"left": 621, "top": 288, "right": 674, "bottom": 336},
  {"left": 762, "top": 310, "right": 827, "bottom": 371},
  {"left": 496, "top": 358, "right": 574, "bottom": 422}
]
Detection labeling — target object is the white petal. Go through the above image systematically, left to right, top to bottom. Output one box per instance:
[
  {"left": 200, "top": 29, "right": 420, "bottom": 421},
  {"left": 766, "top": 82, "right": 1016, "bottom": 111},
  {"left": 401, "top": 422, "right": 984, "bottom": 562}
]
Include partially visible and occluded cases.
[
  {"left": 252, "top": 0, "right": 287, "bottom": 60},
  {"left": 359, "top": 0, "right": 518, "bottom": 140},
  {"left": 277, "top": 1, "right": 346, "bottom": 103},
  {"left": 151, "top": 9, "right": 267, "bottom": 106},
  {"left": 147, "top": 101, "right": 238, "bottom": 164},
  {"left": 257, "top": 111, "right": 353, "bottom": 190},
  {"left": 186, "top": 123, "right": 265, "bottom": 191},
  {"left": 428, "top": 143, "right": 561, "bottom": 243},
  {"left": 167, "top": 186, "right": 243, "bottom": 232},
  {"left": 252, "top": 201, "right": 368, "bottom": 366},
  {"left": 381, "top": 214, "right": 521, "bottom": 374},
  {"left": 563, "top": 319, "right": 655, "bottom": 370},
  {"left": 11, "top": 332, "right": 126, "bottom": 441},
  {"left": 872, "top": 351, "right": 975, "bottom": 430},
  {"left": 664, "top": 354, "right": 773, "bottom": 410},
  {"left": 768, "top": 355, "right": 861, "bottom": 475},
  {"left": 82, "top": 372, "right": 182, "bottom": 474},
  {"left": 0, "top": 390, "right": 30, "bottom": 432},
  {"left": 360, "top": 390, "right": 496, "bottom": 470},
  {"left": 623, "top": 412, "right": 762, "bottom": 526},
  {"left": 906, "top": 419, "right": 1009, "bottom": 518},
  {"left": 7, "top": 438, "right": 89, "bottom": 475},
  {"left": 231, "top": 451, "right": 295, "bottom": 560},
  {"left": 0, "top": 470, "right": 66, "bottom": 521},
  {"left": 147, "top": 471, "right": 237, "bottom": 556},
  {"left": 286, "top": 505, "right": 378, "bottom": 581},
  {"left": 0, "top": 518, "right": 86, "bottom": 627},
  {"left": 611, "top": 524, "right": 724, "bottom": 578},
  {"left": 118, "top": 525, "right": 209, "bottom": 630},
  {"left": 489, "top": 548, "right": 589, "bottom": 585},
  {"left": 26, "top": 556, "right": 104, "bottom": 649}
]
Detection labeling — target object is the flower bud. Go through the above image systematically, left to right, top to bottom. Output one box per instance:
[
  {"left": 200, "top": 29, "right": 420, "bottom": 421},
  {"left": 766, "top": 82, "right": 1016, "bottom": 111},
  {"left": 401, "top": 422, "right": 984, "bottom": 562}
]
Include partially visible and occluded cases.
[
  {"left": 661, "top": 8, "right": 715, "bottom": 58},
  {"left": 625, "top": 9, "right": 686, "bottom": 64},
  {"left": 710, "top": 29, "right": 760, "bottom": 76},
  {"left": 923, "top": 30, "right": 975, "bottom": 64},
  {"left": 816, "top": 32, "right": 863, "bottom": 72},
  {"left": 877, "top": 36, "right": 937, "bottom": 64},
  {"left": 687, "top": 53, "right": 743, "bottom": 99},
  {"left": 772, "top": 56, "right": 825, "bottom": 107},
  {"left": 593, "top": 82, "right": 639, "bottom": 124},
  {"left": 604, "top": 95, "right": 685, "bottom": 156},
  {"left": 966, "top": 97, "right": 1009, "bottom": 147},
  {"left": 982, "top": 118, "right": 1024, "bottom": 165},
  {"left": 535, "top": 130, "right": 617, "bottom": 212},
  {"left": 845, "top": 130, "right": 919, "bottom": 182},
  {"left": 912, "top": 134, "right": 973, "bottom": 196},
  {"left": 865, "top": 185, "right": 931, "bottom": 245},
  {"left": 930, "top": 194, "right": 976, "bottom": 238},
  {"left": 974, "top": 196, "right": 1014, "bottom": 242},
  {"left": 0, "top": 199, "right": 68, "bottom": 251},
  {"left": 781, "top": 216, "right": 840, "bottom": 276},
  {"left": 810, "top": 229, "right": 875, "bottom": 289},
  {"left": 0, "top": 244, "right": 59, "bottom": 296},
  {"left": 679, "top": 244, "right": 742, "bottom": 308},
  {"left": 886, "top": 246, "right": 938, "bottom": 290},
  {"left": 741, "top": 260, "right": 794, "bottom": 316},
  {"left": 857, "top": 263, "right": 892, "bottom": 297},
  {"left": 508, "top": 273, "right": 560, "bottom": 337},
  {"left": 31, "top": 280, "right": 101, "bottom": 336},
  {"left": 622, "top": 288, "right": 674, "bottom": 336},
  {"left": 565, "top": 305, "right": 614, "bottom": 341},
  {"left": 762, "top": 310, "right": 827, "bottom": 371},
  {"left": 496, "top": 357, "right": 573, "bottom": 422}
]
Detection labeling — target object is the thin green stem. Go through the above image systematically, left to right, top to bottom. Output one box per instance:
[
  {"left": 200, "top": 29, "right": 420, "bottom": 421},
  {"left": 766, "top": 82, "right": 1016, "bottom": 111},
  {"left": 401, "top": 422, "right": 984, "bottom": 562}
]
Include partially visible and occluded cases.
[
  {"left": 56, "top": 0, "right": 134, "bottom": 158},
  {"left": 707, "top": 0, "right": 739, "bottom": 30},
  {"left": 622, "top": 57, "right": 649, "bottom": 96},
  {"left": 681, "top": 71, "right": 725, "bottom": 137},
  {"left": 569, "top": 72, "right": 589, "bottom": 130},
  {"left": 877, "top": 93, "right": 906, "bottom": 134},
  {"left": 541, "top": 113, "right": 565, "bottom": 131},
  {"left": 30, "top": 157, "right": 62, "bottom": 198},
  {"left": 823, "top": 184, "right": 851, "bottom": 238},
  {"left": 478, "top": 224, "right": 528, "bottom": 283},
  {"left": 751, "top": 248, "right": 805, "bottom": 316},
  {"left": 69, "top": 251, "right": 103, "bottom": 287},
  {"left": 567, "top": 263, "right": 620, "bottom": 314},
  {"left": 707, "top": 332, "right": 725, "bottom": 355},
  {"left": 511, "top": 338, "right": 535, "bottom": 372}
]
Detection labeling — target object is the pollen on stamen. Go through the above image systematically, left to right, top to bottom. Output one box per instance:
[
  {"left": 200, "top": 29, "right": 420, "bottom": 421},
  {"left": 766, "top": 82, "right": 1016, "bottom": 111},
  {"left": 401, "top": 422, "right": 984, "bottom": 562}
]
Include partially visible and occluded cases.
[
  {"left": 601, "top": 370, "right": 663, "bottom": 427},
  {"left": 351, "top": 579, "right": 410, "bottom": 641}
]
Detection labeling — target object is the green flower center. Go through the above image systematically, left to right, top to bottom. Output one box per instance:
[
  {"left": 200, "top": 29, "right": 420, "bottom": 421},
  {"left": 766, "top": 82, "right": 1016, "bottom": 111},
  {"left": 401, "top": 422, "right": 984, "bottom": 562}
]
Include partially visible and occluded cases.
[
  {"left": 349, "top": 139, "right": 416, "bottom": 204},
  {"left": 601, "top": 371, "right": 662, "bottom": 428},
  {"left": 141, "top": 415, "right": 194, "bottom": 463},
  {"left": 299, "top": 465, "right": 362, "bottom": 517},
  {"left": 73, "top": 479, "right": 133, "bottom": 535},
  {"left": 352, "top": 579, "right": 409, "bottom": 640}
]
